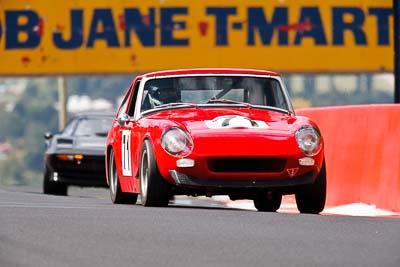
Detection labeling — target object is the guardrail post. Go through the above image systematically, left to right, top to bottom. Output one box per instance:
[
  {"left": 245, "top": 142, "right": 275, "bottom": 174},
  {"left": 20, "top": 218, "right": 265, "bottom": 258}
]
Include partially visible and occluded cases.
[{"left": 58, "top": 76, "right": 68, "bottom": 130}]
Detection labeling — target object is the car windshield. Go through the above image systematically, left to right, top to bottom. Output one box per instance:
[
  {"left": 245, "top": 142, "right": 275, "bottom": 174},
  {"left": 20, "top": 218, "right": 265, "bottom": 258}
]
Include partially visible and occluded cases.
[
  {"left": 141, "top": 76, "right": 289, "bottom": 112},
  {"left": 72, "top": 117, "right": 113, "bottom": 137}
]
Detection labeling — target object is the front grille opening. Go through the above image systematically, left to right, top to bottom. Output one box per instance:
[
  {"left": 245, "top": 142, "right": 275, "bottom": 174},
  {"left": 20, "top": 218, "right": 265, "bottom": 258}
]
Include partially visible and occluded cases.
[{"left": 208, "top": 158, "right": 286, "bottom": 173}]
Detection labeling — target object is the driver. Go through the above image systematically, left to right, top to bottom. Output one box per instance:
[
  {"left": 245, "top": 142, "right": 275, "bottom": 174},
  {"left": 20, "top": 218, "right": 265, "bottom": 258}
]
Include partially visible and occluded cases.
[{"left": 147, "top": 81, "right": 181, "bottom": 106}]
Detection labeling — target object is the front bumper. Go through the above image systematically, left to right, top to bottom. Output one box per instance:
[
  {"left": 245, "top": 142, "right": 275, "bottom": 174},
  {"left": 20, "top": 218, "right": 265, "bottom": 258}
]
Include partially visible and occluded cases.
[{"left": 169, "top": 169, "right": 317, "bottom": 190}]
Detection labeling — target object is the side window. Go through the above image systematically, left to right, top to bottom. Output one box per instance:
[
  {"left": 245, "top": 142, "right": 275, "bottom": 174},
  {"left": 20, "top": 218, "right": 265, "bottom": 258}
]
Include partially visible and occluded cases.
[
  {"left": 264, "top": 80, "right": 288, "bottom": 110},
  {"left": 271, "top": 80, "right": 288, "bottom": 110},
  {"left": 127, "top": 81, "right": 141, "bottom": 116},
  {"left": 117, "top": 94, "right": 130, "bottom": 117}
]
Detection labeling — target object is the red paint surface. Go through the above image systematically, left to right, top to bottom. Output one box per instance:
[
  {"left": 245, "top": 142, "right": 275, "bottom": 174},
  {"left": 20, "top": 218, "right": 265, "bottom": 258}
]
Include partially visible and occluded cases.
[
  {"left": 118, "top": 14, "right": 125, "bottom": 30},
  {"left": 142, "top": 15, "right": 150, "bottom": 26},
  {"left": 33, "top": 17, "right": 44, "bottom": 37},
  {"left": 198, "top": 21, "right": 208, "bottom": 36},
  {"left": 278, "top": 21, "right": 314, "bottom": 33},
  {"left": 54, "top": 24, "right": 64, "bottom": 33},
  {"left": 130, "top": 54, "right": 137, "bottom": 65},
  {"left": 21, "top": 56, "right": 31, "bottom": 64},
  {"left": 297, "top": 104, "right": 400, "bottom": 212},
  {"left": 137, "top": 108, "right": 323, "bottom": 184}
]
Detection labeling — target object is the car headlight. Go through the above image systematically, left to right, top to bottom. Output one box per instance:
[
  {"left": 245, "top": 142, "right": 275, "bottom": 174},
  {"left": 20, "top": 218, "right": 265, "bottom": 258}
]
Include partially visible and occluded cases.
[
  {"left": 295, "top": 126, "right": 321, "bottom": 156},
  {"left": 161, "top": 127, "right": 193, "bottom": 156}
]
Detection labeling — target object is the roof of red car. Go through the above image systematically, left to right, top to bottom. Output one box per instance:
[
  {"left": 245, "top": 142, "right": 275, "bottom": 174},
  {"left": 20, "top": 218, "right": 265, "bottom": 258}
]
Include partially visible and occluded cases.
[{"left": 142, "top": 68, "right": 280, "bottom": 78}]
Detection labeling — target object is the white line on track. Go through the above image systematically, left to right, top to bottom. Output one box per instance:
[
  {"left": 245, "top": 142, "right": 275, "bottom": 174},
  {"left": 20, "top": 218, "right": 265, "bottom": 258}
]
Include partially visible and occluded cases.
[{"left": 0, "top": 202, "right": 132, "bottom": 210}]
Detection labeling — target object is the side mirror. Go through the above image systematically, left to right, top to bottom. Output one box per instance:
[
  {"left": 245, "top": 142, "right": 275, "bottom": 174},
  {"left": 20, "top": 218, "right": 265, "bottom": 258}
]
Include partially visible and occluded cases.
[
  {"left": 117, "top": 113, "right": 129, "bottom": 126},
  {"left": 44, "top": 132, "right": 53, "bottom": 140}
]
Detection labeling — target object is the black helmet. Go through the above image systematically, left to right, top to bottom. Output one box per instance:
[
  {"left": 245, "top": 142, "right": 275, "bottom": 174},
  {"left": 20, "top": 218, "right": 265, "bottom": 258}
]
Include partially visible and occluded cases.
[{"left": 147, "top": 79, "right": 180, "bottom": 106}]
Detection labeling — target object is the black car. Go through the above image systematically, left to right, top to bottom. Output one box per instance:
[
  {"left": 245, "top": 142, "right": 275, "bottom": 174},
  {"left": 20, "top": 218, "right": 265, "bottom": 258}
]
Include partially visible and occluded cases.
[{"left": 43, "top": 112, "right": 114, "bottom": 195}]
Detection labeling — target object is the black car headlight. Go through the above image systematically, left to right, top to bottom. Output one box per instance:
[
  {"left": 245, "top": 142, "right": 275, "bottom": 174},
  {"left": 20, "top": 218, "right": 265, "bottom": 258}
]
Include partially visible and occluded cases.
[
  {"left": 295, "top": 126, "right": 322, "bottom": 156},
  {"left": 161, "top": 127, "right": 193, "bottom": 156}
]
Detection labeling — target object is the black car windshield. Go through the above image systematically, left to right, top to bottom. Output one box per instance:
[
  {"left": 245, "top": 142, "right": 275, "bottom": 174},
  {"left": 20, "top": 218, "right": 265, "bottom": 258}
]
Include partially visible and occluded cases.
[
  {"left": 141, "top": 76, "right": 289, "bottom": 112},
  {"left": 70, "top": 117, "right": 113, "bottom": 136}
]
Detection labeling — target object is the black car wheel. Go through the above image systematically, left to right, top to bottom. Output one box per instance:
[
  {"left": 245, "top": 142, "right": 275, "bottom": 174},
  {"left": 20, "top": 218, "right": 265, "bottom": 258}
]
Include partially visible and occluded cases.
[
  {"left": 139, "top": 140, "right": 170, "bottom": 207},
  {"left": 109, "top": 149, "right": 138, "bottom": 204},
  {"left": 295, "top": 160, "right": 327, "bottom": 214},
  {"left": 43, "top": 168, "right": 67, "bottom": 196},
  {"left": 253, "top": 192, "right": 282, "bottom": 212}
]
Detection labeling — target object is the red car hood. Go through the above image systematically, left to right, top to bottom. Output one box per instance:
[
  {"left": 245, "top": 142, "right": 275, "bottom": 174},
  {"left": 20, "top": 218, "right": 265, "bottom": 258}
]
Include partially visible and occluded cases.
[
  {"left": 144, "top": 107, "right": 304, "bottom": 157},
  {"left": 145, "top": 107, "right": 296, "bottom": 132}
]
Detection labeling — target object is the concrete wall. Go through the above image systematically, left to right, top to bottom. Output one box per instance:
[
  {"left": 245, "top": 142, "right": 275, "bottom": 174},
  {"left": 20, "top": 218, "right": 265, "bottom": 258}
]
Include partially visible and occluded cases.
[{"left": 297, "top": 104, "right": 400, "bottom": 212}]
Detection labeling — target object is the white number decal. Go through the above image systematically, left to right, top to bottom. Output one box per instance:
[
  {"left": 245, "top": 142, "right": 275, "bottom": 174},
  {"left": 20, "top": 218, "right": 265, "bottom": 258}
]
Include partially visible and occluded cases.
[{"left": 121, "top": 130, "right": 132, "bottom": 176}]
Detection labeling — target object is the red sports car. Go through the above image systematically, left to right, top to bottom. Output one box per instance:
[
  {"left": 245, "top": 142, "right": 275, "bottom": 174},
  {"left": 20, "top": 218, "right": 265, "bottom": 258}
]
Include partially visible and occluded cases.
[{"left": 105, "top": 68, "right": 326, "bottom": 213}]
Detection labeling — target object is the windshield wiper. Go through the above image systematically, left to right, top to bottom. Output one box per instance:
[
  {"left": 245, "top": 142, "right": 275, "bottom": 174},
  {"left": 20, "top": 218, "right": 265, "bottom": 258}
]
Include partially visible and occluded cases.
[
  {"left": 207, "top": 99, "right": 253, "bottom": 108},
  {"left": 155, "top": 102, "right": 197, "bottom": 109}
]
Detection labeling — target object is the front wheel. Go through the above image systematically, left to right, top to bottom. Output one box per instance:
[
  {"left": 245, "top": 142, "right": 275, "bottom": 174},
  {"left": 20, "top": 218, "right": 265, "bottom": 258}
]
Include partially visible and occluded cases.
[
  {"left": 139, "top": 140, "right": 170, "bottom": 207},
  {"left": 109, "top": 149, "right": 138, "bottom": 204},
  {"left": 295, "top": 160, "right": 327, "bottom": 214},
  {"left": 43, "top": 168, "right": 67, "bottom": 196},
  {"left": 253, "top": 192, "right": 282, "bottom": 212}
]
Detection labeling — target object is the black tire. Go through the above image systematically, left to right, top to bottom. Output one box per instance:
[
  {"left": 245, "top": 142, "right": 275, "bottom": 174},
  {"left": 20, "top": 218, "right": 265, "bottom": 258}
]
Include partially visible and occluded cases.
[
  {"left": 139, "top": 140, "right": 170, "bottom": 207},
  {"left": 109, "top": 149, "right": 138, "bottom": 204},
  {"left": 295, "top": 160, "right": 327, "bottom": 214},
  {"left": 43, "top": 168, "right": 67, "bottom": 196},
  {"left": 253, "top": 192, "right": 282, "bottom": 212}
]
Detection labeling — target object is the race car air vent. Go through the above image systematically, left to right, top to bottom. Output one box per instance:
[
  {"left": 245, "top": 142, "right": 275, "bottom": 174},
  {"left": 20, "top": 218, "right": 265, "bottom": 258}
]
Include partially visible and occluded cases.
[
  {"left": 57, "top": 138, "right": 73, "bottom": 145},
  {"left": 207, "top": 158, "right": 286, "bottom": 173}
]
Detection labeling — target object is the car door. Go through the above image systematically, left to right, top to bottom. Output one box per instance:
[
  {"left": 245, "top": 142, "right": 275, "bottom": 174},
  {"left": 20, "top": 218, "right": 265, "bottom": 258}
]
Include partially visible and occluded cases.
[
  {"left": 118, "top": 79, "right": 141, "bottom": 192},
  {"left": 112, "top": 82, "right": 133, "bottom": 184}
]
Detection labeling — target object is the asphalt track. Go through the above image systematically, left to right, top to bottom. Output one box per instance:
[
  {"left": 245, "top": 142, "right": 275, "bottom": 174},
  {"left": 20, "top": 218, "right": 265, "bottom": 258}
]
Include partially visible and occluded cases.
[{"left": 0, "top": 185, "right": 399, "bottom": 267}]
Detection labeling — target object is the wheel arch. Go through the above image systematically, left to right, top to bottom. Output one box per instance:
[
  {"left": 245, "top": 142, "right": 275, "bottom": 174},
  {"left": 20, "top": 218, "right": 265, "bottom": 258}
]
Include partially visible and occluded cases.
[
  {"left": 140, "top": 136, "right": 162, "bottom": 175},
  {"left": 105, "top": 144, "right": 114, "bottom": 186}
]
